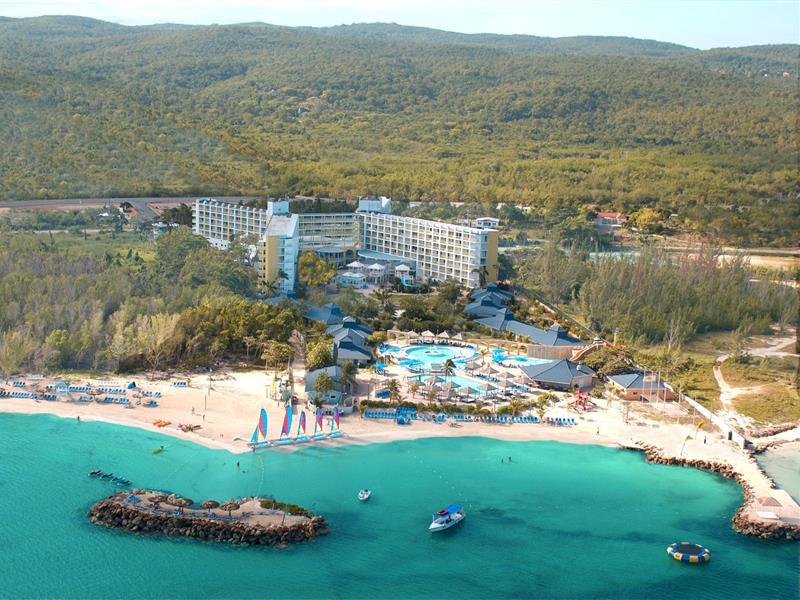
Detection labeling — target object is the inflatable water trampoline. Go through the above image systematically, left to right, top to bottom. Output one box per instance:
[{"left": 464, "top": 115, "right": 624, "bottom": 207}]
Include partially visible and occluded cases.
[{"left": 666, "top": 542, "right": 711, "bottom": 564}]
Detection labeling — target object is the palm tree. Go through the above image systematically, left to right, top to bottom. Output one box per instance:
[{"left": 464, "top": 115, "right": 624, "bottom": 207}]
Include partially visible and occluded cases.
[
  {"left": 472, "top": 265, "right": 490, "bottom": 287},
  {"left": 372, "top": 286, "right": 391, "bottom": 310},
  {"left": 480, "top": 347, "right": 490, "bottom": 366},
  {"left": 442, "top": 359, "right": 456, "bottom": 381},
  {"left": 340, "top": 362, "right": 358, "bottom": 395},
  {"left": 386, "top": 378, "right": 402, "bottom": 404},
  {"left": 409, "top": 381, "right": 421, "bottom": 398},
  {"left": 426, "top": 388, "right": 438, "bottom": 406},
  {"left": 508, "top": 398, "right": 527, "bottom": 417}
]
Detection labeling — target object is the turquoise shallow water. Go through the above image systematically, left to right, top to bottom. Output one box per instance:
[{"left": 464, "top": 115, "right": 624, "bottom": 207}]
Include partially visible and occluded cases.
[
  {"left": 0, "top": 413, "right": 796, "bottom": 599},
  {"left": 759, "top": 447, "right": 800, "bottom": 503}
]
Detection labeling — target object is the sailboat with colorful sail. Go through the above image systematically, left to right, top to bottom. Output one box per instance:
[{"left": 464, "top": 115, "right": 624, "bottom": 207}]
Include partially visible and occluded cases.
[
  {"left": 329, "top": 405, "right": 343, "bottom": 438},
  {"left": 274, "top": 406, "right": 294, "bottom": 446},
  {"left": 312, "top": 407, "right": 326, "bottom": 440},
  {"left": 248, "top": 408, "right": 270, "bottom": 449},
  {"left": 295, "top": 410, "right": 309, "bottom": 443}
]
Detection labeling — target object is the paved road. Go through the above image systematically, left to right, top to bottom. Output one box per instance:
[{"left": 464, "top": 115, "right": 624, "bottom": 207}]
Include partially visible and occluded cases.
[{"left": 0, "top": 196, "right": 258, "bottom": 220}]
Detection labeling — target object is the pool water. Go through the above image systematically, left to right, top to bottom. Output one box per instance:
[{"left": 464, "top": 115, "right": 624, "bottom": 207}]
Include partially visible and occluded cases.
[
  {"left": 398, "top": 344, "right": 478, "bottom": 370},
  {"left": 492, "top": 351, "right": 552, "bottom": 367}
]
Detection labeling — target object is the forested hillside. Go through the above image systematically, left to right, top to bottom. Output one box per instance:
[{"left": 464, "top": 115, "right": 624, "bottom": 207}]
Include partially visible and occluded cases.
[{"left": 0, "top": 16, "right": 796, "bottom": 245}]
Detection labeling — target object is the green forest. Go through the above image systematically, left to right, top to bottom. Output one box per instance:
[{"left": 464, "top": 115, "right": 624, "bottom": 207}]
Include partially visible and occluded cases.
[{"left": 1, "top": 16, "right": 797, "bottom": 246}]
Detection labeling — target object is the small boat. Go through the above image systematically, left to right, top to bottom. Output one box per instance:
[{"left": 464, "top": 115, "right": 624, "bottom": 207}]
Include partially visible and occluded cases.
[
  {"left": 88, "top": 469, "right": 102, "bottom": 477},
  {"left": 100, "top": 472, "right": 114, "bottom": 479},
  {"left": 358, "top": 489, "right": 372, "bottom": 502},
  {"left": 428, "top": 505, "right": 465, "bottom": 533}
]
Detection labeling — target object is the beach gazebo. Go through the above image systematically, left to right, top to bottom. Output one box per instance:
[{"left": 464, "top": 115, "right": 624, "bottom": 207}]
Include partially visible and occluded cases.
[
  {"left": 346, "top": 260, "right": 365, "bottom": 272},
  {"left": 367, "top": 263, "right": 386, "bottom": 284},
  {"left": 394, "top": 263, "right": 412, "bottom": 280},
  {"left": 421, "top": 330, "right": 435, "bottom": 343},
  {"left": 437, "top": 331, "right": 450, "bottom": 343}
]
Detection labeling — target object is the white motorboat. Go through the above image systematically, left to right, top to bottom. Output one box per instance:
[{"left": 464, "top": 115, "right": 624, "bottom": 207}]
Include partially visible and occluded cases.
[
  {"left": 358, "top": 489, "right": 372, "bottom": 502},
  {"left": 428, "top": 505, "right": 465, "bottom": 532}
]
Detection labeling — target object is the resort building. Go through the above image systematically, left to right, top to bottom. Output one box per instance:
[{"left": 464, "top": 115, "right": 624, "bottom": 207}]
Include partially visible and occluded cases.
[
  {"left": 193, "top": 196, "right": 499, "bottom": 292},
  {"left": 193, "top": 198, "right": 299, "bottom": 294},
  {"left": 358, "top": 211, "right": 498, "bottom": 287},
  {"left": 594, "top": 211, "right": 627, "bottom": 228},
  {"left": 296, "top": 212, "right": 360, "bottom": 266},
  {"left": 256, "top": 215, "right": 300, "bottom": 296},
  {"left": 474, "top": 217, "right": 500, "bottom": 230},
  {"left": 519, "top": 359, "right": 595, "bottom": 391},
  {"left": 607, "top": 372, "right": 676, "bottom": 401}
]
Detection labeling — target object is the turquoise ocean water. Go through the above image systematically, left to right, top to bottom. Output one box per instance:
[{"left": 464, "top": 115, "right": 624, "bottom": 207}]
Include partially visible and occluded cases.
[{"left": 0, "top": 413, "right": 796, "bottom": 599}]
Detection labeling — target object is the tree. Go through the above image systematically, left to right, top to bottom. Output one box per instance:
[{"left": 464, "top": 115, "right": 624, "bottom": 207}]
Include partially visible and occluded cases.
[
  {"left": 155, "top": 227, "right": 208, "bottom": 279},
  {"left": 298, "top": 252, "right": 337, "bottom": 289},
  {"left": 472, "top": 265, "right": 490, "bottom": 287},
  {"left": 135, "top": 313, "right": 179, "bottom": 372},
  {"left": 0, "top": 329, "right": 35, "bottom": 378},
  {"left": 305, "top": 338, "right": 333, "bottom": 371},
  {"left": 261, "top": 341, "right": 295, "bottom": 371},
  {"left": 443, "top": 358, "right": 456, "bottom": 380},
  {"left": 340, "top": 362, "right": 358, "bottom": 394},
  {"left": 314, "top": 372, "right": 335, "bottom": 399},
  {"left": 386, "top": 378, "right": 402, "bottom": 404},
  {"left": 409, "top": 381, "right": 421, "bottom": 398},
  {"left": 534, "top": 394, "right": 554, "bottom": 421},
  {"left": 507, "top": 398, "right": 527, "bottom": 417}
]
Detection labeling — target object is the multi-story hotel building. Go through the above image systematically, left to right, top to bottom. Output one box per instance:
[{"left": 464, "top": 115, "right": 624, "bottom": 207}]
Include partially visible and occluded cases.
[
  {"left": 192, "top": 196, "right": 498, "bottom": 293},
  {"left": 193, "top": 198, "right": 298, "bottom": 294},
  {"left": 296, "top": 212, "right": 360, "bottom": 266},
  {"left": 358, "top": 212, "right": 497, "bottom": 287}
]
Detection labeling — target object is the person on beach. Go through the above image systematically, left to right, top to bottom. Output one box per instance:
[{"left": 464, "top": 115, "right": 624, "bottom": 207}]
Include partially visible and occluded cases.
[
  {"left": 191, "top": 406, "right": 195, "bottom": 415},
  {"left": 77, "top": 415, "right": 80, "bottom": 422}
]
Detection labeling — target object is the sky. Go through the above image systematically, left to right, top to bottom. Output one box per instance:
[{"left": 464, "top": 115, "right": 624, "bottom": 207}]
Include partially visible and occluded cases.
[{"left": 1, "top": 0, "right": 797, "bottom": 49}]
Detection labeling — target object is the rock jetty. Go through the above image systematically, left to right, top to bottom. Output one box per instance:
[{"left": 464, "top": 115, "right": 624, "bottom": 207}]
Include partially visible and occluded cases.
[
  {"left": 627, "top": 441, "right": 800, "bottom": 541},
  {"left": 89, "top": 492, "right": 328, "bottom": 547}
]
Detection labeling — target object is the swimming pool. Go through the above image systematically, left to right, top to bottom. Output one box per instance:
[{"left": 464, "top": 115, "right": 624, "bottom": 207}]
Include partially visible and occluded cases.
[
  {"left": 384, "top": 343, "right": 478, "bottom": 370},
  {"left": 492, "top": 350, "right": 552, "bottom": 367}
]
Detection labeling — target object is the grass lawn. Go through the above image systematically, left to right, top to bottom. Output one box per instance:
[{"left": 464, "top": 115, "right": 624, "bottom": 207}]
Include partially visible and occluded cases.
[
  {"left": 51, "top": 230, "right": 154, "bottom": 261},
  {"left": 721, "top": 356, "right": 798, "bottom": 387},
  {"left": 734, "top": 385, "right": 800, "bottom": 424}
]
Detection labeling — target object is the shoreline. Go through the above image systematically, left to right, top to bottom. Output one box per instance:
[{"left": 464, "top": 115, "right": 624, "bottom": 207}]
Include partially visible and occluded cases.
[
  {"left": 3, "top": 367, "right": 798, "bottom": 540},
  {"left": 3, "top": 404, "right": 799, "bottom": 540}
]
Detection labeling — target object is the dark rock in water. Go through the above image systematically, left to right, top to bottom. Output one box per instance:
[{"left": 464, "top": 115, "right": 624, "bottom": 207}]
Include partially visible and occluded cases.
[{"left": 88, "top": 492, "right": 329, "bottom": 547}]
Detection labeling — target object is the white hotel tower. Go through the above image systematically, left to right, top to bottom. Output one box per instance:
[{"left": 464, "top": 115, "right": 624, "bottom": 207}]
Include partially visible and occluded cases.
[{"left": 192, "top": 197, "right": 498, "bottom": 293}]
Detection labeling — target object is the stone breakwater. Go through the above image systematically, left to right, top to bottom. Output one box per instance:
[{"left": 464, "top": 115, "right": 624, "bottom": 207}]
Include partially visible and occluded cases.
[
  {"left": 747, "top": 423, "right": 797, "bottom": 439},
  {"left": 628, "top": 442, "right": 800, "bottom": 541},
  {"left": 89, "top": 494, "right": 329, "bottom": 547}
]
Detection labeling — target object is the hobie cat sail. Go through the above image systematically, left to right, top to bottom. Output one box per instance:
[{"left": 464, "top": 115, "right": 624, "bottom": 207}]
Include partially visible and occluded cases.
[
  {"left": 280, "top": 406, "right": 292, "bottom": 439},
  {"left": 329, "top": 406, "right": 343, "bottom": 438},
  {"left": 249, "top": 408, "right": 270, "bottom": 448},
  {"left": 295, "top": 410, "right": 308, "bottom": 441}
]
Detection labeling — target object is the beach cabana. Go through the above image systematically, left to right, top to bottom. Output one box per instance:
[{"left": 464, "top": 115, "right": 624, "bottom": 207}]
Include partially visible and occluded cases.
[
  {"left": 421, "top": 330, "right": 436, "bottom": 343},
  {"left": 437, "top": 331, "right": 450, "bottom": 340}
]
